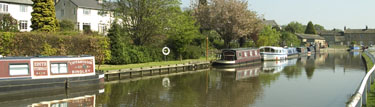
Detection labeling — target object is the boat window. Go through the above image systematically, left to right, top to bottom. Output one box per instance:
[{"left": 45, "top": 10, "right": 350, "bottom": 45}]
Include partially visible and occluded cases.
[
  {"left": 260, "top": 48, "right": 264, "bottom": 52},
  {"left": 271, "top": 48, "right": 275, "bottom": 53},
  {"left": 250, "top": 51, "right": 252, "bottom": 56},
  {"left": 255, "top": 51, "right": 258, "bottom": 56},
  {"left": 244, "top": 52, "right": 247, "bottom": 57},
  {"left": 239, "top": 53, "right": 242, "bottom": 57},
  {"left": 51, "top": 63, "right": 68, "bottom": 74},
  {"left": 9, "top": 64, "right": 29, "bottom": 76}
]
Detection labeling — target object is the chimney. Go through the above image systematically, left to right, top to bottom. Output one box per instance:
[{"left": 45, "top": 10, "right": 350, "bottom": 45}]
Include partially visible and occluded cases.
[{"left": 344, "top": 26, "right": 346, "bottom": 30}]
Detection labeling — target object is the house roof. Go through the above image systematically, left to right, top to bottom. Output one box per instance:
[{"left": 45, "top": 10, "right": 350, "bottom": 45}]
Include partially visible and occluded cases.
[
  {"left": 0, "top": 0, "right": 32, "bottom": 5},
  {"left": 70, "top": 0, "right": 103, "bottom": 10},
  {"left": 263, "top": 20, "right": 278, "bottom": 27},
  {"left": 344, "top": 29, "right": 375, "bottom": 34},
  {"left": 319, "top": 30, "right": 344, "bottom": 36},
  {"left": 296, "top": 33, "right": 325, "bottom": 40}
]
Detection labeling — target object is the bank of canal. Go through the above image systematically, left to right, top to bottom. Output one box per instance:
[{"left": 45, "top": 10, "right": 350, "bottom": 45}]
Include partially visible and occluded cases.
[
  {"left": 95, "top": 51, "right": 366, "bottom": 107},
  {"left": 362, "top": 51, "right": 375, "bottom": 106}
]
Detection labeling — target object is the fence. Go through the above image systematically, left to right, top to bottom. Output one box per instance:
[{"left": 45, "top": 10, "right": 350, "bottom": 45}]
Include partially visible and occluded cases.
[{"left": 347, "top": 51, "right": 375, "bottom": 107}]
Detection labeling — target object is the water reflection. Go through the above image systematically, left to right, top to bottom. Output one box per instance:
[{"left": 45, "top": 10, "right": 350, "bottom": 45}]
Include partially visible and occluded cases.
[{"left": 0, "top": 85, "right": 103, "bottom": 107}]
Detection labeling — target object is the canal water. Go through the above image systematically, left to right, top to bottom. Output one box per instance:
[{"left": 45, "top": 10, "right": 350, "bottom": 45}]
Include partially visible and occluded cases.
[{"left": 0, "top": 52, "right": 366, "bottom": 107}]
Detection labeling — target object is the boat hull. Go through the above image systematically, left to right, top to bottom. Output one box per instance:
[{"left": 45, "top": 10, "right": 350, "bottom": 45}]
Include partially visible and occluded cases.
[
  {"left": 262, "top": 54, "right": 288, "bottom": 61},
  {"left": 0, "top": 74, "right": 104, "bottom": 95}
]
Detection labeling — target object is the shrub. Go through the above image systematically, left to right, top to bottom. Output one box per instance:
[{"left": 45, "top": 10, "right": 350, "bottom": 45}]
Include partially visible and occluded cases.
[
  {"left": 0, "top": 13, "right": 18, "bottom": 32},
  {"left": 59, "top": 20, "right": 75, "bottom": 31},
  {"left": 0, "top": 32, "right": 111, "bottom": 63}
]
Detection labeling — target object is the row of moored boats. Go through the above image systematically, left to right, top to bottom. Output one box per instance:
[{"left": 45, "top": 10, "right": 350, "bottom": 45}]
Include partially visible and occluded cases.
[{"left": 214, "top": 46, "right": 316, "bottom": 65}]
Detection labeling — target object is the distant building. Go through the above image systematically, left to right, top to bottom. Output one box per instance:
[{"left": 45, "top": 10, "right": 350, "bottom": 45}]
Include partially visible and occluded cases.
[
  {"left": 0, "top": 0, "right": 33, "bottom": 31},
  {"left": 55, "top": 0, "right": 114, "bottom": 34},
  {"left": 263, "top": 20, "right": 280, "bottom": 29},
  {"left": 344, "top": 26, "right": 375, "bottom": 46},
  {"left": 319, "top": 30, "right": 345, "bottom": 46},
  {"left": 296, "top": 33, "right": 327, "bottom": 47}
]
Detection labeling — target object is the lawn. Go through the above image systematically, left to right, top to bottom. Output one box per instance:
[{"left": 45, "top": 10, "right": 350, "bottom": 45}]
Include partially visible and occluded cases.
[{"left": 96, "top": 57, "right": 215, "bottom": 71}]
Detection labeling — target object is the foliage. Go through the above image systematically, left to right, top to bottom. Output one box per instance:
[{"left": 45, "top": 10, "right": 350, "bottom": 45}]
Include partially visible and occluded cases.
[
  {"left": 31, "top": 0, "right": 59, "bottom": 32},
  {"left": 112, "top": 0, "right": 180, "bottom": 46},
  {"left": 193, "top": 0, "right": 263, "bottom": 48},
  {"left": 166, "top": 10, "right": 201, "bottom": 60},
  {"left": 0, "top": 14, "right": 19, "bottom": 32},
  {"left": 59, "top": 20, "right": 75, "bottom": 31},
  {"left": 284, "top": 21, "right": 305, "bottom": 33},
  {"left": 305, "top": 21, "right": 317, "bottom": 34},
  {"left": 314, "top": 24, "right": 325, "bottom": 32},
  {"left": 256, "top": 26, "right": 281, "bottom": 47},
  {"left": 280, "top": 31, "right": 301, "bottom": 47},
  {"left": 0, "top": 32, "right": 110, "bottom": 63},
  {"left": 0, "top": 32, "right": 14, "bottom": 55},
  {"left": 41, "top": 42, "right": 57, "bottom": 56}
]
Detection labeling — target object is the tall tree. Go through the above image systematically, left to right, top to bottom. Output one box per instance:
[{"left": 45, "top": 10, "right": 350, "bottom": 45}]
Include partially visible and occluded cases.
[
  {"left": 31, "top": 0, "right": 59, "bottom": 32},
  {"left": 112, "top": 0, "right": 180, "bottom": 46},
  {"left": 193, "top": 0, "right": 262, "bottom": 48},
  {"left": 166, "top": 10, "right": 201, "bottom": 60},
  {"left": 0, "top": 14, "right": 19, "bottom": 32},
  {"left": 284, "top": 21, "right": 305, "bottom": 33},
  {"left": 305, "top": 21, "right": 316, "bottom": 34},
  {"left": 280, "top": 31, "right": 300, "bottom": 47}
]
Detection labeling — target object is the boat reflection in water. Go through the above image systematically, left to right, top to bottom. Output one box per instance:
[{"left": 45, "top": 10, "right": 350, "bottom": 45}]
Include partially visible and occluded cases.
[
  {"left": 262, "top": 58, "right": 298, "bottom": 74},
  {"left": 213, "top": 63, "right": 262, "bottom": 80},
  {"left": 0, "top": 85, "right": 104, "bottom": 107},
  {"left": 29, "top": 95, "right": 96, "bottom": 107}
]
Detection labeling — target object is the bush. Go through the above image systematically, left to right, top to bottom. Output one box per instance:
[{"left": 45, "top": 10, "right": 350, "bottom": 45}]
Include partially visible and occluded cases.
[
  {"left": 0, "top": 13, "right": 19, "bottom": 32},
  {"left": 59, "top": 20, "right": 75, "bottom": 31},
  {"left": 0, "top": 32, "right": 111, "bottom": 63}
]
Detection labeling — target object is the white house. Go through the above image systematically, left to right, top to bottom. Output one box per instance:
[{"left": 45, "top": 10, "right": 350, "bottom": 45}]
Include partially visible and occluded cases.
[
  {"left": 0, "top": 0, "right": 33, "bottom": 32},
  {"left": 55, "top": 0, "right": 113, "bottom": 34}
]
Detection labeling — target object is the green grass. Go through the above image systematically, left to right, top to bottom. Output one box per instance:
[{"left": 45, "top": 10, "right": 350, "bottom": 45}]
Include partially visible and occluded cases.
[
  {"left": 328, "top": 45, "right": 348, "bottom": 49},
  {"left": 362, "top": 53, "right": 375, "bottom": 107},
  {"left": 96, "top": 57, "right": 215, "bottom": 71}
]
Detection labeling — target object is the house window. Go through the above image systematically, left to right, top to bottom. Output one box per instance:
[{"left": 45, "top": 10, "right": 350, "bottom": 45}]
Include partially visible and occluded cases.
[
  {"left": 0, "top": 4, "right": 8, "bottom": 12},
  {"left": 20, "top": 5, "right": 27, "bottom": 12},
  {"left": 73, "top": 8, "right": 76, "bottom": 15},
  {"left": 60, "top": 9, "right": 64, "bottom": 17},
  {"left": 83, "top": 9, "right": 91, "bottom": 15},
  {"left": 98, "top": 11, "right": 107, "bottom": 17},
  {"left": 19, "top": 20, "right": 28, "bottom": 30},
  {"left": 83, "top": 23, "right": 91, "bottom": 31},
  {"left": 98, "top": 24, "right": 107, "bottom": 33},
  {"left": 51, "top": 63, "right": 68, "bottom": 74},
  {"left": 9, "top": 64, "right": 29, "bottom": 76}
]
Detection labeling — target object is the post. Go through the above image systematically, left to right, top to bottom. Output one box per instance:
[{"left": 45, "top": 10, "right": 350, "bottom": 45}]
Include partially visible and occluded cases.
[
  {"left": 206, "top": 36, "right": 208, "bottom": 61},
  {"left": 150, "top": 70, "right": 153, "bottom": 76},
  {"left": 129, "top": 72, "right": 132, "bottom": 78},
  {"left": 118, "top": 73, "right": 121, "bottom": 80}
]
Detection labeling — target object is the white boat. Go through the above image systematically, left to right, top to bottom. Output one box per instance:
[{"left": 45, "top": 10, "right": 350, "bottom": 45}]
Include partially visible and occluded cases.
[{"left": 259, "top": 46, "right": 288, "bottom": 61}]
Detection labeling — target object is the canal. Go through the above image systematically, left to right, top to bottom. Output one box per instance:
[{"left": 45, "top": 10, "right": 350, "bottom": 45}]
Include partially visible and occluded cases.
[{"left": 0, "top": 52, "right": 366, "bottom": 107}]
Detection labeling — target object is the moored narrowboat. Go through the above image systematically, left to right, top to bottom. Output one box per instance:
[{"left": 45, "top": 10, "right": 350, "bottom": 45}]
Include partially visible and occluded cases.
[
  {"left": 259, "top": 46, "right": 288, "bottom": 61},
  {"left": 285, "top": 47, "right": 298, "bottom": 58},
  {"left": 214, "top": 48, "right": 261, "bottom": 65},
  {"left": 0, "top": 56, "right": 104, "bottom": 94}
]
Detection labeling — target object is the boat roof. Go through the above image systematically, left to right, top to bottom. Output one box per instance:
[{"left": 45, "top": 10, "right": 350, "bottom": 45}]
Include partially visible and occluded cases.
[
  {"left": 259, "top": 46, "right": 285, "bottom": 50},
  {"left": 222, "top": 48, "right": 258, "bottom": 51},
  {"left": 0, "top": 55, "right": 94, "bottom": 60}
]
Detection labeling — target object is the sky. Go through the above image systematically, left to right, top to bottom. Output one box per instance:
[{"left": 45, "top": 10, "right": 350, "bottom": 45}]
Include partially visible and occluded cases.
[{"left": 180, "top": 0, "right": 375, "bottom": 30}]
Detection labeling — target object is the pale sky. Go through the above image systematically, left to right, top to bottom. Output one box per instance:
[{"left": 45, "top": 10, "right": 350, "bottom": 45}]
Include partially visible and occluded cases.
[{"left": 180, "top": 0, "right": 375, "bottom": 30}]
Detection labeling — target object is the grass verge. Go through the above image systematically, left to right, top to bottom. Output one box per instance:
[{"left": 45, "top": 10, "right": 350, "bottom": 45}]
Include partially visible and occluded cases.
[
  {"left": 362, "top": 53, "right": 375, "bottom": 106},
  {"left": 96, "top": 57, "right": 215, "bottom": 71}
]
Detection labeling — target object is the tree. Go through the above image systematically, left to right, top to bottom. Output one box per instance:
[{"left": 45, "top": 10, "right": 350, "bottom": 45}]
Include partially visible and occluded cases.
[
  {"left": 31, "top": 0, "right": 59, "bottom": 32},
  {"left": 112, "top": 0, "right": 180, "bottom": 46},
  {"left": 193, "top": 0, "right": 262, "bottom": 48},
  {"left": 166, "top": 10, "right": 201, "bottom": 60},
  {"left": 0, "top": 14, "right": 19, "bottom": 32},
  {"left": 59, "top": 20, "right": 75, "bottom": 31},
  {"left": 284, "top": 21, "right": 305, "bottom": 33},
  {"left": 305, "top": 21, "right": 316, "bottom": 34},
  {"left": 314, "top": 24, "right": 325, "bottom": 32},
  {"left": 256, "top": 26, "right": 281, "bottom": 47},
  {"left": 280, "top": 31, "right": 301, "bottom": 47}
]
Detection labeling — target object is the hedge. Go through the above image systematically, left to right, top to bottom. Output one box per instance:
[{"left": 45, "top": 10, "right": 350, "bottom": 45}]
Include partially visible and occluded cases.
[{"left": 0, "top": 32, "right": 111, "bottom": 63}]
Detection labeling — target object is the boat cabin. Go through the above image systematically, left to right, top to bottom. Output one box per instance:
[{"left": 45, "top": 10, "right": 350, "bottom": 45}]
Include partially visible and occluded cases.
[
  {"left": 216, "top": 48, "right": 261, "bottom": 65},
  {"left": 0, "top": 56, "right": 95, "bottom": 80}
]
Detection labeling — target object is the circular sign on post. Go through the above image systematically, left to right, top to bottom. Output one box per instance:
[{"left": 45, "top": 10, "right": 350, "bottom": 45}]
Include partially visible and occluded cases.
[{"left": 162, "top": 47, "right": 170, "bottom": 55}]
